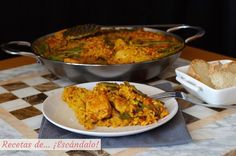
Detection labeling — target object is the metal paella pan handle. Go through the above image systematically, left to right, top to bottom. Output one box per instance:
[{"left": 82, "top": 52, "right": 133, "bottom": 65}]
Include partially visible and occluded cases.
[
  {"left": 166, "top": 25, "right": 205, "bottom": 43},
  {"left": 1, "top": 41, "right": 41, "bottom": 62}
]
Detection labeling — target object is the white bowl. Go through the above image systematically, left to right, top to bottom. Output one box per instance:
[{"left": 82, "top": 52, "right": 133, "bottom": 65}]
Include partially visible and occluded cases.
[{"left": 175, "top": 60, "right": 236, "bottom": 105}]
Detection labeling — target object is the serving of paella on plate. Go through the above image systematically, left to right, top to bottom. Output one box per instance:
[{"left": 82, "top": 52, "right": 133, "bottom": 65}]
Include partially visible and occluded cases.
[
  {"left": 33, "top": 25, "right": 184, "bottom": 64},
  {"left": 62, "top": 82, "right": 169, "bottom": 130}
]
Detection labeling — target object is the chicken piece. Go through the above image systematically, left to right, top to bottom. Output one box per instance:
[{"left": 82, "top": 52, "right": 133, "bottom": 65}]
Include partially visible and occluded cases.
[
  {"left": 114, "top": 38, "right": 127, "bottom": 51},
  {"left": 114, "top": 48, "right": 151, "bottom": 64},
  {"left": 85, "top": 91, "right": 112, "bottom": 122},
  {"left": 110, "top": 95, "right": 129, "bottom": 114}
]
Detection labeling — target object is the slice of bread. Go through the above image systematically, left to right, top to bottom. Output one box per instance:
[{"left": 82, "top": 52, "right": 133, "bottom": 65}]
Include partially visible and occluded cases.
[
  {"left": 187, "top": 59, "right": 214, "bottom": 87},
  {"left": 209, "top": 61, "right": 222, "bottom": 74},
  {"left": 222, "top": 61, "right": 236, "bottom": 73},
  {"left": 209, "top": 70, "right": 236, "bottom": 89}
]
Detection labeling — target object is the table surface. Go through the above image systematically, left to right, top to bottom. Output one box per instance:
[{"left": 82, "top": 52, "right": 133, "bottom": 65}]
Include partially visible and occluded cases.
[{"left": 0, "top": 46, "right": 236, "bottom": 156}]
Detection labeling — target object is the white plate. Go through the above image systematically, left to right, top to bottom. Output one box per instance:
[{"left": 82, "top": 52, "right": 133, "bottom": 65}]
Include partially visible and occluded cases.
[{"left": 42, "top": 81, "right": 178, "bottom": 137}]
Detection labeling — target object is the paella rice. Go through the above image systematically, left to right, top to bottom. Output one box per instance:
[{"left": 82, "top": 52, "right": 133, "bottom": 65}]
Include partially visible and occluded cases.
[
  {"left": 34, "top": 27, "right": 184, "bottom": 64},
  {"left": 62, "top": 82, "right": 169, "bottom": 130}
]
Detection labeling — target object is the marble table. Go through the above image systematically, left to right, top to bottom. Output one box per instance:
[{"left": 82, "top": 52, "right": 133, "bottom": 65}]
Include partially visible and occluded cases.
[{"left": 0, "top": 46, "right": 236, "bottom": 156}]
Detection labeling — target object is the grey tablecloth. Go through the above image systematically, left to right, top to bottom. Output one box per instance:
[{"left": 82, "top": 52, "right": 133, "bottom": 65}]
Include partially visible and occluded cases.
[{"left": 38, "top": 83, "right": 192, "bottom": 148}]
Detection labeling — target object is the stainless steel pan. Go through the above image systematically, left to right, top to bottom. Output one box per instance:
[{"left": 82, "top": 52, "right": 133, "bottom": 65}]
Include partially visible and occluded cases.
[{"left": 1, "top": 24, "right": 204, "bottom": 82}]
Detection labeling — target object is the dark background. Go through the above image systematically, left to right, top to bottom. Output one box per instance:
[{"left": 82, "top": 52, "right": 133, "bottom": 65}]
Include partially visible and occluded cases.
[{"left": 0, "top": 0, "right": 236, "bottom": 60}]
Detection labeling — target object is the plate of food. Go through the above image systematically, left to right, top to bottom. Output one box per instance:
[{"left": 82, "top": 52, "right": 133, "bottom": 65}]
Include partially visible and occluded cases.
[{"left": 42, "top": 81, "right": 178, "bottom": 137}]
